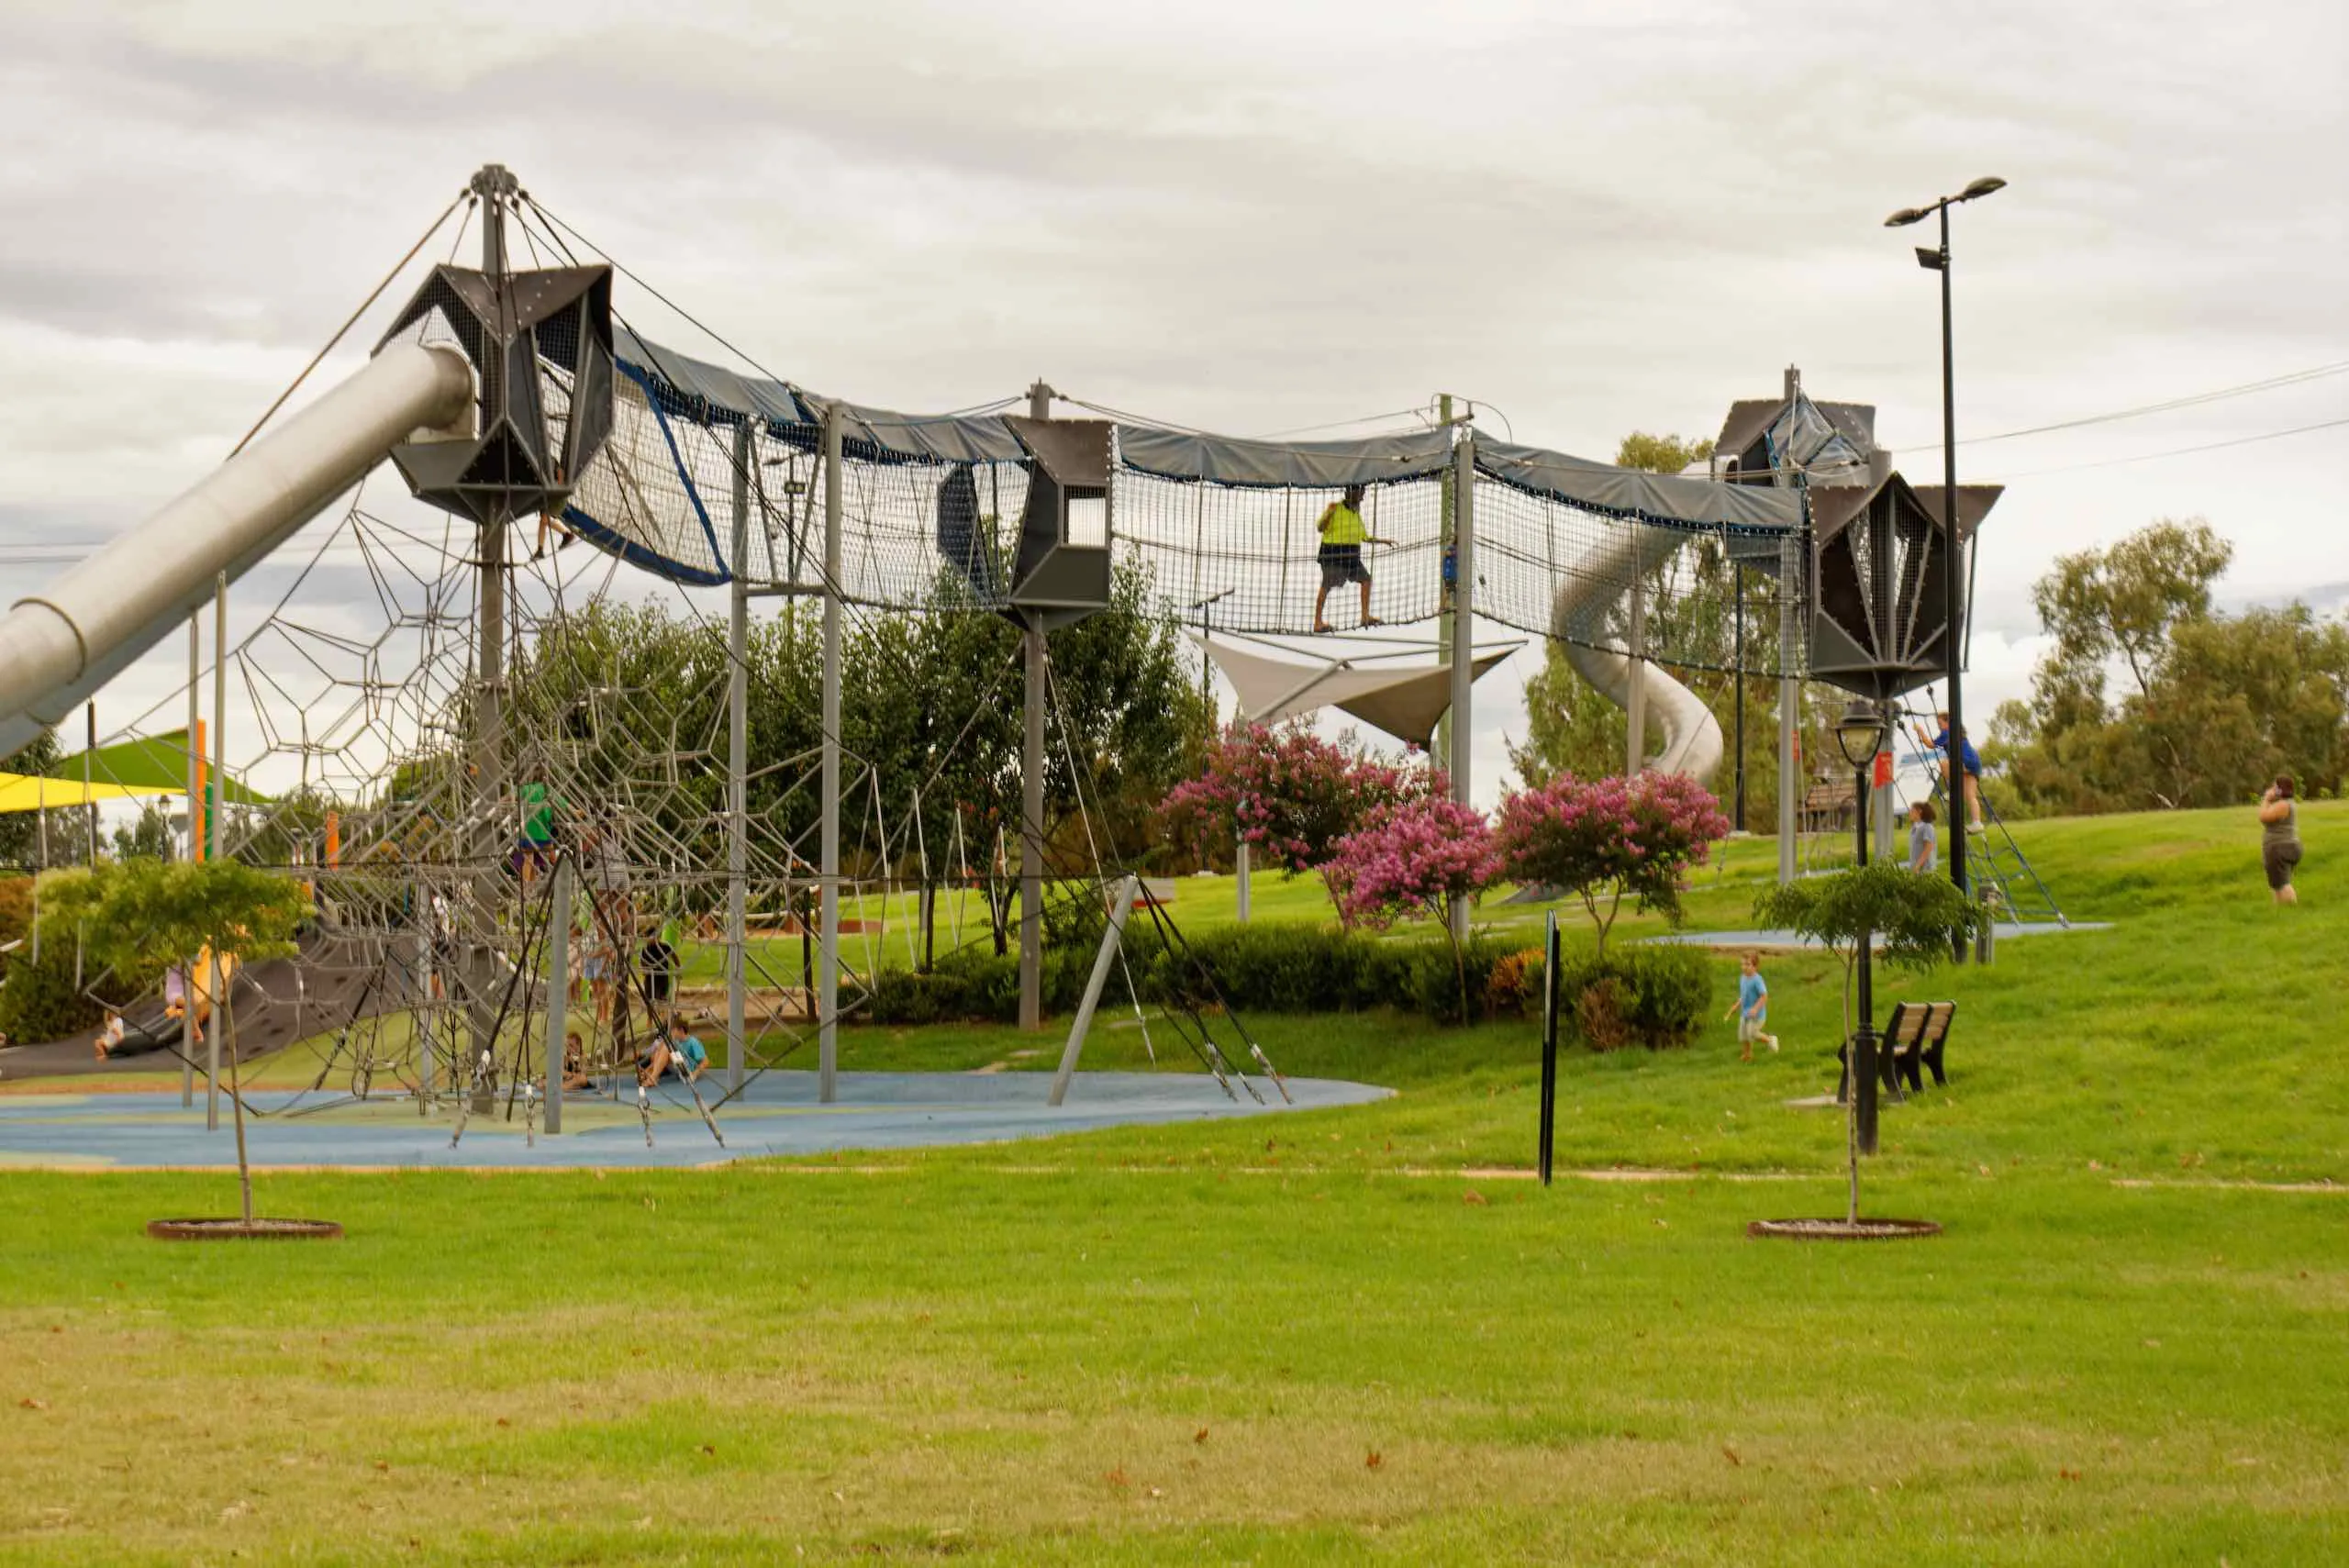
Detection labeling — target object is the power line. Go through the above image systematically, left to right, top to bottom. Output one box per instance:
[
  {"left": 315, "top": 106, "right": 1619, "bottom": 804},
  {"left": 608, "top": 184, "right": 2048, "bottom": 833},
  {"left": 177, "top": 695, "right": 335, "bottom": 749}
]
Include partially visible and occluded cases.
[
  {"left": 1891, "top": 358, "right": 2349, "bottom": 453},
  {"left": 1978, "top": 416, "right": 2349, "bottom": 480}
]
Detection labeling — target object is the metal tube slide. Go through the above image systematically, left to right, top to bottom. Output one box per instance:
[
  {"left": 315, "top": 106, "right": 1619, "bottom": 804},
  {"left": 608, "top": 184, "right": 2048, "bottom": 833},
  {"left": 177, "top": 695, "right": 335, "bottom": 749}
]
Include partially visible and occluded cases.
[
  {"left": 0, "top": 343, "right": 474, "bottom": 760},
  {"left": 1553, "top": 526, "right": 1723, "bottom": 781}
]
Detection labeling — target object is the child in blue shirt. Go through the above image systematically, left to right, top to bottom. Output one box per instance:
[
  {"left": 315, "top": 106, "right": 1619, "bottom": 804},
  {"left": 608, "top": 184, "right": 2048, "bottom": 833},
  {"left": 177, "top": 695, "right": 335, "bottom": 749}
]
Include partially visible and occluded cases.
[
  {"left": 1725, "top": 950, "right": 1778, "bottom": 1061},
  {"left": 638, "top": 1014, "right": 710, "bottom": 1086}
]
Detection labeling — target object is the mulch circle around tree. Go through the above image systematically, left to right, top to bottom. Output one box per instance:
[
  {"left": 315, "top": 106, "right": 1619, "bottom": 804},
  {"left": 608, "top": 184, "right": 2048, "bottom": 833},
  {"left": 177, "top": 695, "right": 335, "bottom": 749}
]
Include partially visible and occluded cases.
[
  {"left": 146, "top": 1218, "right": 344, "bottom": 1242},
  {"left": 1747, "top": 1218, "right": 1942, "bottom": 1241}
]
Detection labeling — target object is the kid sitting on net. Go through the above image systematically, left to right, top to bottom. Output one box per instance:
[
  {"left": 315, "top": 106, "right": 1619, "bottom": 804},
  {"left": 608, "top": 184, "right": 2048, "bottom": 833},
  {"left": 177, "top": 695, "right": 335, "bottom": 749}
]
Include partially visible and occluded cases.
[{"left": 1725, "top": 950, "right": 1778, "bottom": 1061}]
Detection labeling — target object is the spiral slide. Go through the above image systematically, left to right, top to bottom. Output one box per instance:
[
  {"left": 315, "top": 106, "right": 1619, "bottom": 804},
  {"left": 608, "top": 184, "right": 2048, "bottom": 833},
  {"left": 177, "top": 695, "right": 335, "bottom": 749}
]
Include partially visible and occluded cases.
[{"left": 1552, "top": 525, "right": 1723, "bottom": 782}]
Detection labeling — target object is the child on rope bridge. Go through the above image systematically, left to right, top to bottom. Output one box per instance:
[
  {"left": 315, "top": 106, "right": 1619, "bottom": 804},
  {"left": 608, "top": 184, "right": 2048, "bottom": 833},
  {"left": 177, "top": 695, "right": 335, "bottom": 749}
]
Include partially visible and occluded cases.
[{"left": 1312, "top": 484, "right": 1390, "bottom": 634}]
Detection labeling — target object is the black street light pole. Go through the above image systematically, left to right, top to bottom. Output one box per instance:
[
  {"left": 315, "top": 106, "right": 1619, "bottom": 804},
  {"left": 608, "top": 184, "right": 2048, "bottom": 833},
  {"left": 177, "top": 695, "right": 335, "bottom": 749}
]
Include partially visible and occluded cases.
[
  {"left": 1887, "top": 176, "right": 2004, "bottom": 958},
  {"left": 1835, "top": 699, "right": 1886, "bottom": 1155}
]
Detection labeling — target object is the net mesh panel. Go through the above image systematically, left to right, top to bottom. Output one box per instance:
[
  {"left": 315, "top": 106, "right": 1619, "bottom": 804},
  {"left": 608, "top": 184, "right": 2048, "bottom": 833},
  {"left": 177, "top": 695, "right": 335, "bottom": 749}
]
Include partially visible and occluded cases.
[
  {"left": 565, "top": 376, "right": 1804, "bottom": 677},
  {"left": 72, "top": 472, "right": 1021, "bottom": 1123},
  {"left": 1116, "top": 473, "right": 1445, "bottom": 633}
]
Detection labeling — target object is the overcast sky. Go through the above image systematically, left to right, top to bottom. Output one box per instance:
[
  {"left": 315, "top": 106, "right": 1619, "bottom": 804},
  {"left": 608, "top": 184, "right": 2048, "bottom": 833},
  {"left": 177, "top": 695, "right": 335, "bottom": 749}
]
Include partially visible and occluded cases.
[{"left": 3, "top": 0, "right": 2343, "bottom": 804}]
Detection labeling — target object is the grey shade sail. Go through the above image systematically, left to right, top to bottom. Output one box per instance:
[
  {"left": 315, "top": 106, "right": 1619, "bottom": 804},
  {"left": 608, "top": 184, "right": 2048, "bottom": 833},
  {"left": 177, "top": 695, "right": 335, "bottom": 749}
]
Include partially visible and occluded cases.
[
  {"left": 615, "top": 326, "right": 809, "bottom": 432},
  {"left": 1115, "top": 427, "right": 1454, "bottom": 488},
  {"left": 1475, "top": 439, "right": 1802, "bottom": 533},
  {"left": 1201, "top": 637, "right": 1515, "bottom": 750}
]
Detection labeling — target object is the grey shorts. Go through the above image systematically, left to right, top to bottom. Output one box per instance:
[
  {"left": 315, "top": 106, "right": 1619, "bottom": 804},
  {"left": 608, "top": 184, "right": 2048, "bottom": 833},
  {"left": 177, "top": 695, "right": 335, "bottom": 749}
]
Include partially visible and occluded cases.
[
  {"left": 1318, "top": 546, "right": 1370, "bottom": 588},
  {"left": 2265, "top": 840, "right": 2301, "bottom": 890},
  {"left": 1738, "top": 1015, "right": 1768, "bottom": 1043}
]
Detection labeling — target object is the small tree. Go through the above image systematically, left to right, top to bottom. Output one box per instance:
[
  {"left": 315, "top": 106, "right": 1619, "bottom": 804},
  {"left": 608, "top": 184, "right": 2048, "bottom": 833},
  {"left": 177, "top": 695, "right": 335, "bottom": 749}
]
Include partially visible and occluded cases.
[
  {"left": 1160, "top": 722, "right": 1436, "bottom": 916},
  {"left": 1494, "top": 770, "right": 1731, "bottom": 958},
  {"left": 1323, "top": 796, "right": 1501, "bottom": 1015},
  {"left": 40, "top": 858, "right": 309, "bottom": 1224},
  {"left": 1753, "top": 864, "right": 1983, "bottom": 1225}
]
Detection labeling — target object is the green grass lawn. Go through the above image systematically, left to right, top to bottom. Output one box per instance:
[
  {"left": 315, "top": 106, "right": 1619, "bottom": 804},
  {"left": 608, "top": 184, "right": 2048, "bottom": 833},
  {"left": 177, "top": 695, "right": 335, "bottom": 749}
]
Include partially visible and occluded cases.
[{"left": 1, "top": 804, "right": 2344, "bottom": 1563}]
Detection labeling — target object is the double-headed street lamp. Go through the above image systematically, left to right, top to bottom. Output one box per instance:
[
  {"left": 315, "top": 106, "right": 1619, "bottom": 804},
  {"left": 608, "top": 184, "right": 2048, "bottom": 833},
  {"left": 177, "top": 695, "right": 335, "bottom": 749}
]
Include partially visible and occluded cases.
[{"left": 1887, "top": 176, "right": 2004, "bottom": 953}]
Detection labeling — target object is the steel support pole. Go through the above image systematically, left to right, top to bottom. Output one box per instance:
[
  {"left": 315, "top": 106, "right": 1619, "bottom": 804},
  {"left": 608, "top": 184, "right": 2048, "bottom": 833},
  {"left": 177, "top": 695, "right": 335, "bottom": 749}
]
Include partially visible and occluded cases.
[
  {"left": 469, "top": 173, "right": 512, "bottom": 1115},
  {"left": 1937, "top": 202, "right": 1972, "bottom": 959},
  {"left": 1018, "top": 379, "right": 1051, "bottom": 1032},
  {"left": 1433, "top": 394, "right": 1455, "bottom": 764},
  {"left": 818, "top": 409, "right": 843, "bottom": 1101},
  {"left": 727, "top": 417, "right": 751, "bottom": 1094},
  {"left": 1449, "top": 433, "right": 1475, "bottom": 942},
  {"left": 1777, "top": 532, "right": 1801, "bottom": 886},
  {"left": 1732, "top": 565, "right": 1747, "bottom": 829},
  {"left": 206, "top": 573, "right": 228, "bottom": 1131},
  {"left": 1626, "top": 575, "right": 1647, "bottom": 777},
  {"left": 182, "top": 616, "right": 198, "bottom": 1106},
  {"left": 1019, "top": 621, "right": 1045, "bottom": 1029},
  {"left": 83, "top": 702, "right": 95, "bottom": 868},
  {"left": 1851, "top": 721, "right": 1883, "bottom": 1155},
  {"left": 1234, "top": 838, "right": 1250, "bottom": 923},
  {"left": 542, "top": 854, "right": 572, "bottom": 1134},
  {"left": 1048, "top": 874, "right": 1139, "bottom": 1107}
]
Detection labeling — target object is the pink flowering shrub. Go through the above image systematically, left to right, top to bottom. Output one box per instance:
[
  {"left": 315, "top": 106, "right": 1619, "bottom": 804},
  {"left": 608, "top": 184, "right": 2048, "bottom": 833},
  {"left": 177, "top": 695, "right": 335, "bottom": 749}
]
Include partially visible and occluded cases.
[
  {"left": 1160, "top": 722, "right": 1439, "bottom": 914},
  {"left": 1494, "top": 770, "right": 1731, "bottom": 957},
  {"left": 1324, "top": 796, "right": 1502, "bottom": 1015},
  {"left": 1324, "top": 796, "right": 1501, "bottom": 935}
]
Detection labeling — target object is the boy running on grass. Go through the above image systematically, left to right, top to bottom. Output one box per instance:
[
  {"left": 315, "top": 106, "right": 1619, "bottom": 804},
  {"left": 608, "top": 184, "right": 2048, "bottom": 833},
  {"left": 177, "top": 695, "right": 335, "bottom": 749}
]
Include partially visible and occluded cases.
[{"left": 1726, "top": 950, "right": 1778, "bottom": 1061}]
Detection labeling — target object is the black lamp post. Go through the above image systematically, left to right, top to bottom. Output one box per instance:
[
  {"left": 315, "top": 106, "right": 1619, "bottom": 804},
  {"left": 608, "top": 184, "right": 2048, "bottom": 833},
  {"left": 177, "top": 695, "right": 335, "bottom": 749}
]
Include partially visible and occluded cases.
[
  {"left": 1887, "top": 175, "right": 2003, "bottom": 957},
  {"left": 1833, "top": 695, "right": 1887, "bottom": 1154}
]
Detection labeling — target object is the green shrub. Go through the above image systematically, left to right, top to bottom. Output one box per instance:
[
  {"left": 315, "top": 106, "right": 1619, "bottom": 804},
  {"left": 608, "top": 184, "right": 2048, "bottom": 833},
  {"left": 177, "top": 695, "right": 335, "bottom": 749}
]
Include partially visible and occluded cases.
[
  {"left": 861, "top": 921, "right": 1563, "bottom": 1028},
  {"left": 1151, "top": 923, "right": 1386, "bottom": 1013},
  {"left": 1546, "top": 943, "right": 1712, "bottom": 1051},
  {"left": 0, "top": 946, "right": 115, "bottom": 1044}
]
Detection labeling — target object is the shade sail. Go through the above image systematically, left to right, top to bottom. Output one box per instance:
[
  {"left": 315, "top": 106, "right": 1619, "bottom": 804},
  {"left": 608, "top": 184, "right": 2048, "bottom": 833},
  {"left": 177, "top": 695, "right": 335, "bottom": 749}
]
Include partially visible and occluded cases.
[
  {"left": 1200, "top": 638, "right": 1514, "bottom": 750},
  {"left": 44, "top": 730, "right": 269, "bottom": 805},
  {"left": 0, "top": 773, "right": 154, "bottom": 814}
]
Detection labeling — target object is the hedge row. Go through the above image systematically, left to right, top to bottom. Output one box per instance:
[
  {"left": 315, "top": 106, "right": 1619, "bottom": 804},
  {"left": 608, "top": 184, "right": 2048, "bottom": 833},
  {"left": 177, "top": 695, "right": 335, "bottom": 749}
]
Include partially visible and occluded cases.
[
  {"left": 863, "top": 920, "right": 1712, "bottom": 1048},
  {"left": 0, "top": 944, "right": 120, "bottom": 1045}
]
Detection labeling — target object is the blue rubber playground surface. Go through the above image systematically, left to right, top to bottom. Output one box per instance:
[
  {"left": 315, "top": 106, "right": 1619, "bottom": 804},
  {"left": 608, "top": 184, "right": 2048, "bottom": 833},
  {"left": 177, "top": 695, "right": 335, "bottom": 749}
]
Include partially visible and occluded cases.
[{"left": 0, "top": 1071, "right": 1392, "bottom": 1171}]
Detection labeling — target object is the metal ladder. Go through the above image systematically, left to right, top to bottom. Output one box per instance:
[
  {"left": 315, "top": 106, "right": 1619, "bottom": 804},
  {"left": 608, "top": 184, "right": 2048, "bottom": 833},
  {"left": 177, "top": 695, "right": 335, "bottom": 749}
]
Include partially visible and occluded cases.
[{"left": 1920, "top": 772, "right": 2068, "bottom": 928}]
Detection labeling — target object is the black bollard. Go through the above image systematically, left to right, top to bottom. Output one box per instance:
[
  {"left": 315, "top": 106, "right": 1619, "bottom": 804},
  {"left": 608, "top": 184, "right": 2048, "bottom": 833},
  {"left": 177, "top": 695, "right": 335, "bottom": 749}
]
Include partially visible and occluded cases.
[{"left": 1538, "top": 914, "right": 1560, "bottom": 1185}]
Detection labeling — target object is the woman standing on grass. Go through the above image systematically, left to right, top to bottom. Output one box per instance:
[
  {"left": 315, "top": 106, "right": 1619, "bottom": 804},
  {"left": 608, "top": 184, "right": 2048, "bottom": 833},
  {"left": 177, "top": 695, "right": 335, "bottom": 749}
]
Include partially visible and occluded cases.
[{"left": 2259, "top": 775, "right": 2301, "bottom": 906}]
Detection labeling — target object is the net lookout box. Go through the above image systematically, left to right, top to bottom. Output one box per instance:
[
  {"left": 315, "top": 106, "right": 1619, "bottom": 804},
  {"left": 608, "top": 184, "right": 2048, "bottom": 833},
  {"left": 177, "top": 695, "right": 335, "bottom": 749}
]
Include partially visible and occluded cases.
[
  {"left": 378, "top": 263, "right": 615, "bottom": 526},
  {"left": 1002, "top": 415, "right": 1114, "bottom": 628},
  {"left": 1804, "top": 471, "right": 1954, "bottom": 703}
]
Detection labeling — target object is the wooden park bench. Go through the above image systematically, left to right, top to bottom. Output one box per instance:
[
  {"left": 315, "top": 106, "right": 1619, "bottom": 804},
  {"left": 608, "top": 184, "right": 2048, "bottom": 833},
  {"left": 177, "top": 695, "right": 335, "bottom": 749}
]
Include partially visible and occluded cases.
[
  {"left": 1835, "top": 1001, "right": 1957, "bottom": 1101},
  {"left": 1882, "top": 1001, "right": 1957, "bottom": 1095}
]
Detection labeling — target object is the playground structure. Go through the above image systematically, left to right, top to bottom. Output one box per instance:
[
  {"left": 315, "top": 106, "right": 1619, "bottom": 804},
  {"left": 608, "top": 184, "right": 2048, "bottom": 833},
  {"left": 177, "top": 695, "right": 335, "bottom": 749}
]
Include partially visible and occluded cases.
[{"left": 0, "top": 163, "right": 2002, "bottom": 1140}]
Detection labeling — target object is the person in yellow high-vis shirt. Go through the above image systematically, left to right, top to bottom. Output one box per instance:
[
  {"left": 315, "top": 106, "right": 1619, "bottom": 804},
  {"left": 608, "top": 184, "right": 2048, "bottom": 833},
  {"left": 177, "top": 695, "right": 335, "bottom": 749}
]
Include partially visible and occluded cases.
[{"left": 1312, "top": 484, "right": 1389, "bottom": 633}]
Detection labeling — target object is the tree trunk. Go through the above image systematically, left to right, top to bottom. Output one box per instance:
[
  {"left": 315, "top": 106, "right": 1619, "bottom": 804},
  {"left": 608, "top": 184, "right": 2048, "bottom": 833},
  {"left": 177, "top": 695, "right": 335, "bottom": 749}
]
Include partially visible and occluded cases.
[{"left": 224, "top": 973, "right": 253, "bottom": 1225}]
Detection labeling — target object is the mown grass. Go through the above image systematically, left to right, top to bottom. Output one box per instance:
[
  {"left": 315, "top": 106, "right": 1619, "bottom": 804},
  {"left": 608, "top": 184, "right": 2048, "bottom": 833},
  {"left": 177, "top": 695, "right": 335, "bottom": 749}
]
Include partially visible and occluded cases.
[{"left": 0, "top": 803, "right": 2343, "bottom": 1563}]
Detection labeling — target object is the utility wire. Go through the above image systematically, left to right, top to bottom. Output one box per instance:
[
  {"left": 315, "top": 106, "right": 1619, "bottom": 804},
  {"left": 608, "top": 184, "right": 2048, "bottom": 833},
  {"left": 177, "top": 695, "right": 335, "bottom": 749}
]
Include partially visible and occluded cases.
[
  {"left": 1891, "top": 358, "right": 2349, "bottom": 453},
  {"left": 1978, "top": 416, "right": 2349, "bottom": 481}
]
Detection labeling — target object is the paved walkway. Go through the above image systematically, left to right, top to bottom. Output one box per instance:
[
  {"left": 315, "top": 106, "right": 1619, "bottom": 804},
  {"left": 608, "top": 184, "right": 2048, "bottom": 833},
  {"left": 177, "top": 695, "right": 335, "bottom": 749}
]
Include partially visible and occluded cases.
[
  {"left": 1653, "top": 921, "right": 2110, "bottom": 952},
  {"left": 0, "top": 1070, "right": 1391, "bottom": 1172}
]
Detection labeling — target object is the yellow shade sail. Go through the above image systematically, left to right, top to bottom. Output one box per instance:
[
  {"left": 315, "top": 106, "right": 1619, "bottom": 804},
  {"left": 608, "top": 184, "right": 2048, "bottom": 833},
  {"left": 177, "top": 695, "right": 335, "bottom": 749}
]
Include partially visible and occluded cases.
[{"left": 0, "top": 773, "right": 158, "bottom": 814}]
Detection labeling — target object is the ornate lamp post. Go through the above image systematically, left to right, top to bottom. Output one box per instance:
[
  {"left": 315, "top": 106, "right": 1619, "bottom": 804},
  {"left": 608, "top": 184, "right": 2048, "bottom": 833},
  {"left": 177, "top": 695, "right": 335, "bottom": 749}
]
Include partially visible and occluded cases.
[{"left": 1833, "top": 696, "right": 1887, "bottom": 1153}]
